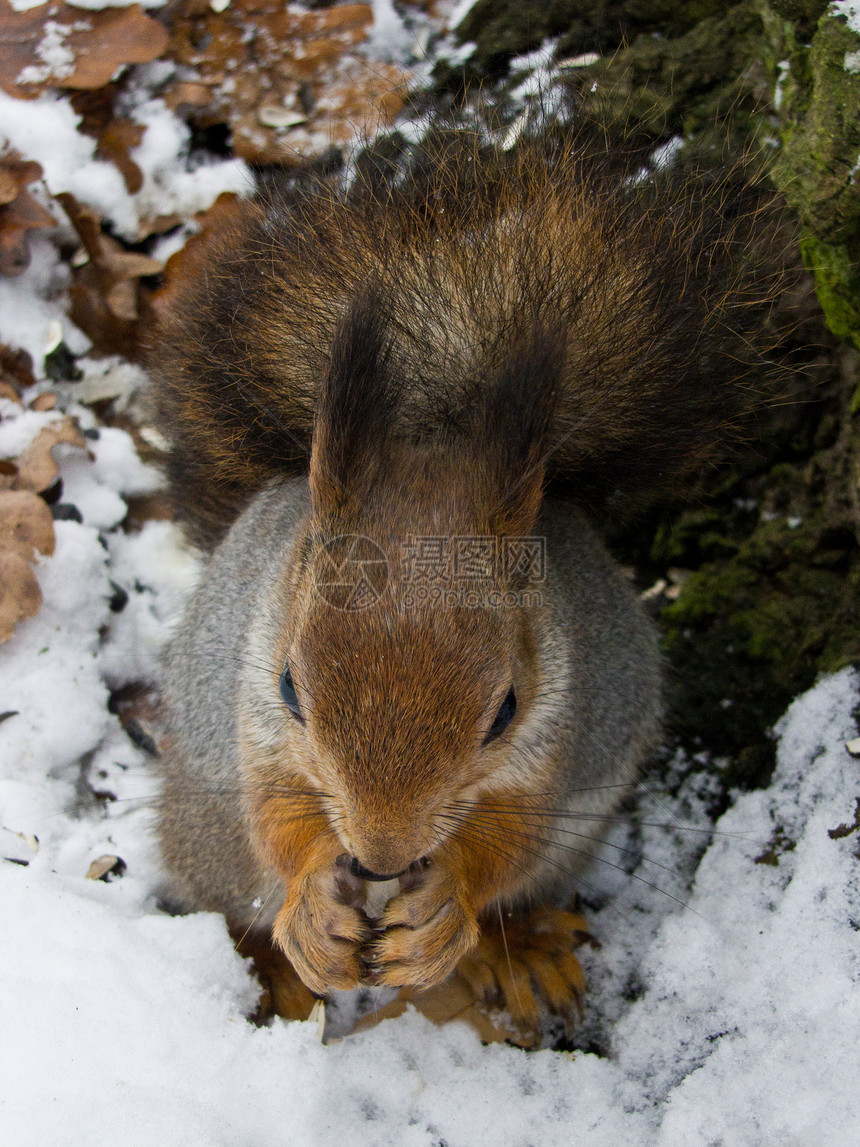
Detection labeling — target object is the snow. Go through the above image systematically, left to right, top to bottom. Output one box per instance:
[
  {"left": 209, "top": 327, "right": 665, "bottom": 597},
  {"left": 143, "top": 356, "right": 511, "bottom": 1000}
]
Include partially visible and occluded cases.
[
  {"left": 368, "top": 0, "right": 414, "bottom": 61},
  {"left": 447, "top": 0, "right": 483, "bottom": 31},
  {"left": 831, "top": 1, "right": 860, "bottom": 35},
  {"left": 773, "top": 58, "right": 791, "bottom": 112},
  {"left": 0, "top": 86, "right": 250, "bottom": 374},
  {"left": 0, "top": 91, "right": 130, "bottom": 225},
  {"left": 126, "top": 96, "right": 252, "bottom": 229},
  {"left": 650, "top": 136, "right": 685, "bottom": 169},
  {"left": 1, "top": 374, "right": 858, "bottom": 1141},
  {"left": 0, "top": 399, "right": 71, "bottom": 457},
  {"left": 56, "top": 427, "right": 157, "bottom": 528},
  {"left": 0, "top": 517, "right": 112, "bottom": 776},
  {"left": 100, "top": 520, "right": 201, "bottom": 686},
  {"left": 614, "top": 671, "right": 860, "bottom": 1142}
]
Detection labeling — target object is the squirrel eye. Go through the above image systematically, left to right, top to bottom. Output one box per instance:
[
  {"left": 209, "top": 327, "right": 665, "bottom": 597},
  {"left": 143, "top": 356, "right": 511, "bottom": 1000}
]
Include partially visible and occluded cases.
[
  {"left": 279, "top": 667, "right": 304, "bottom": 721},
  {"left": 484, "top": 687, "right": 516, "bottom": 744}
]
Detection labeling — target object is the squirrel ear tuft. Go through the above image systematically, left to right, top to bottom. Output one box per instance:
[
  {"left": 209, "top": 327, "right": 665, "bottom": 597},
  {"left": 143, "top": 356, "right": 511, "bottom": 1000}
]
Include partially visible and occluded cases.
[
  {"left": 309, "top": 289, "right": 396, "bottom": 523},
  {"left": 473, "top": 328, "right": 563, "bottom": 539}
]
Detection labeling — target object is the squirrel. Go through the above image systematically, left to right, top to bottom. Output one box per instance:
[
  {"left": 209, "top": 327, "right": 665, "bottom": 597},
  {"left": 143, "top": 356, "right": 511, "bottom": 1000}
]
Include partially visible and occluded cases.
[{"left": 150, "top": 123, "right": 787, "bottom": 1032}]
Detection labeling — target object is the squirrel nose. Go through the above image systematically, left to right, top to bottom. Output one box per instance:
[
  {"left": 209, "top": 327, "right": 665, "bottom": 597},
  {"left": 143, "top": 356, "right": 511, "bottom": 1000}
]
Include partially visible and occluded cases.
[{"left": 348, "top": 856, "right": 409, "bottom": 882}]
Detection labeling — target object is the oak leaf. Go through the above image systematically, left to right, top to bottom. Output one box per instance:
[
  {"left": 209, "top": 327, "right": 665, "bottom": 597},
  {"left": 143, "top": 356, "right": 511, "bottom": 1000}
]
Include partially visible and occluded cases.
[
  {"left": 0, "top": 1, "right": 169, "bottom": 98},
  {"left": 67, "top": 88, "right": 146, "bottom": 196},
  {"left": 96, "top": 119, "right": 145, "bottom": 195},
  {"left": 0, "top": 152, "right": 54, "bottom": 276},
  {"left": 57, "top": 193, "right": 162, "bottom": 354},
  {"left": 0, "top": 344, "right": 35, "bottom": 399},
  {"left": 29, "top": 392, "right": 57, "bottom": 412},
  {"left": 10, "top": 415, "right": 87, "bottom": 493},
  {"left": 0, "top": 490, "right": 55, "bottom": 560},
  {"left": 0, "top": 549, "right": 42, "bottom": 644},
  {"left": 350, "top": 973, "right": 533, "bottom": 1046}
]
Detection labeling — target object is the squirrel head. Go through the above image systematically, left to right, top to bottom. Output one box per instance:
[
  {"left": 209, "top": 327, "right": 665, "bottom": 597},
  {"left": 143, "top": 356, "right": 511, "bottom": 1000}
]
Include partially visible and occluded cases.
[{"left": 241, "top": 293, "right": 564, "bottom": 878}]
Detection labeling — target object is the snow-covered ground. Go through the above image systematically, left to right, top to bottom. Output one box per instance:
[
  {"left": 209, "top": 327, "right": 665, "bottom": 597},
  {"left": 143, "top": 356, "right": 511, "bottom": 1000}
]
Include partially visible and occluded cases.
[{"left": 1, "top": 9, "right": 859, "bottom": 1143}]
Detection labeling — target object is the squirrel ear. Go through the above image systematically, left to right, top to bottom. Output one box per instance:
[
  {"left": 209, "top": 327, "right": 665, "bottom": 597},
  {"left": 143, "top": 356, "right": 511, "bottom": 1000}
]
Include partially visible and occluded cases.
[
  {"left": 309, "top": 290, "right": 395, "bottom": 523},
  {"left": 473, "top": 329, "right": 563, "bottom": 539}
]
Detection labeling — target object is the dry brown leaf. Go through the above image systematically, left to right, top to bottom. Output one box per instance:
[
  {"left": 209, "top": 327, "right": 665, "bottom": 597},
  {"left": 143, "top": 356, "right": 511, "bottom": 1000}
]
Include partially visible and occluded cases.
[
  {"left": 163, "top": 0, "right": 408, "bottom": 165},
  {"left": 0, "top": 1, "right": 169, "bottom": 98},
  {"left": 162, "top": 79, "right": 210, "bottom": 115},
  {"left": 69, "top": 83, "right": 121, "bottom": 140},
  {"left": 66, "top": 87, "right": 151, "bottom": 205},
  {"left": 96, "top": 119, "right": 145, "bottom": 195},
  {"left": 0, "top": 152, "right": 55, "bottom": 276},
  {"left": 0, "top": 156, "right": 40, "bottom": 204},
  {"left": 0, "top": 191, "right": 55, "bottom": 274},
  {"left": 57, "top": 193, "right": 161, "bottom": 353},
  {"left": 57, "top": 193, "right": 161, "bottom": 282},
  {"left": 67, "top": 283, "right": 144, "bottom": 357},
  {"left": 0, "top": 343, "right": 35, "bottom": 397},
  {"left": 29, "top": 392, "right": 56, "bottom": 412},
  {"left": 10, "top": 415, "right": 87, "bottom": 493},
  {"left": 0, "top": 460, "right": 17, "bottom": 490},
  {"left": 0, "top": 489, "right": 55, "bottom": 560},
  {"left": 0, "top": 548, "right": 42, "bottom": 643},
  {"left": 86, "top": 854, "right": 122, "bottom": 880},
  {"left": 349, "top": 973, "right": 537, "bottom": 1047}
]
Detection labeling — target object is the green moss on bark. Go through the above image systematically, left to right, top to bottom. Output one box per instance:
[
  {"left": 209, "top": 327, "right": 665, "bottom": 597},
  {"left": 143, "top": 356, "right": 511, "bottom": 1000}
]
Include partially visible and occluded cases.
[
  {"left": 767, "top": 5, "right": 860, "bottom": 346},
  {"left": 656, "top": 346, "right": 860, "bottom": 786}
]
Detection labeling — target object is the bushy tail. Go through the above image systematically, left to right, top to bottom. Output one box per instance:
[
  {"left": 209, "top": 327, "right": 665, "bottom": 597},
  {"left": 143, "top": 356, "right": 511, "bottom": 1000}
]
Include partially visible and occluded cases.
[{"left": 150, "top": 122, "right": 795, "bottom": 546}]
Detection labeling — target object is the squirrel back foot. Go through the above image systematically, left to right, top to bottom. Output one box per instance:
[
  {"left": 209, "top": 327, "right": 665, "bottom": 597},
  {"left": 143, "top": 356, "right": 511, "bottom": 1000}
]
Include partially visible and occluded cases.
[{"left": 455, "top": 903, "right": 595, "bottom": 1038}]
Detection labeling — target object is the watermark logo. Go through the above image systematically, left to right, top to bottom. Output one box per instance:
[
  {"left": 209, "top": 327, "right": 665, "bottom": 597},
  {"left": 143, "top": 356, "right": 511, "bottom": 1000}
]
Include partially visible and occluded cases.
[
  {"left": 312, "top": 534, "right": 546, "bottom": 611},
  {"left": 313, "top": 534, "right": 389, "bottom": 611},
  {"left": 400, "top": 535, "right": 546, "bottom": 585},
  {"left": 400, "top": 535, "right": 545, "bottom": 611},
  {"left": 401, "top": 584, "right": 544, "bottom": 610}
]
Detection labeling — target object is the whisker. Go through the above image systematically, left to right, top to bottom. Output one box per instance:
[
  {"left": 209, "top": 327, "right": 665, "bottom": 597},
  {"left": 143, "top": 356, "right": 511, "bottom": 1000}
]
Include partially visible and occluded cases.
[
  {"left": 448, "top": 801, "right": 753, "bottom": 841},
  {"left": 454, "top": 808, "right": 681, "bottom": 877},
  {"left": 437, "top": 812, "right": 702, "bottom": 919},
  {"left": 440, "top": 815, "right": 622, "bottom": 920},
  {"left": 437, "top": 819, "right": 546, "bottom": 894},
  {"left": 232, "top": 881, "right": 282, "bottom": 953},
  {"left": 495, "top": 900, "right": 523, "bottom": 1019}
]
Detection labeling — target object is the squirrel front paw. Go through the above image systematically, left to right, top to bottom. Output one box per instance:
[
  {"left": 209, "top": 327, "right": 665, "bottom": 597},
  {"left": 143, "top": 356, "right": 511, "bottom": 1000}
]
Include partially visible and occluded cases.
[
  {"left": 272, "top": 863, "right": 372, "bottom": 995},
  {"left": 368, "top": 865, "right": 480, "bottom": 989}
]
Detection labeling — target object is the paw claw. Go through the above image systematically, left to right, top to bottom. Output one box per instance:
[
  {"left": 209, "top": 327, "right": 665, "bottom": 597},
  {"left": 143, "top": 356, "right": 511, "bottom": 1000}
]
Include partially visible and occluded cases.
[{"left": 368, "top": 884, "right": 479, "bottom": 990}]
